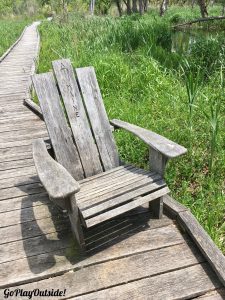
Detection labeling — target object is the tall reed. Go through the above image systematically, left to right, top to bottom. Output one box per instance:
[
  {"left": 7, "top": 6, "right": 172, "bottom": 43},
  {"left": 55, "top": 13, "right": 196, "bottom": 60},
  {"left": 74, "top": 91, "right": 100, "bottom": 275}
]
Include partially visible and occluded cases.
[
  {"left": 182, "top": 59, "right": 202, "bottom": 133},
  {"left": 204, "top": 66, "right": 223, "bottom": 173}
]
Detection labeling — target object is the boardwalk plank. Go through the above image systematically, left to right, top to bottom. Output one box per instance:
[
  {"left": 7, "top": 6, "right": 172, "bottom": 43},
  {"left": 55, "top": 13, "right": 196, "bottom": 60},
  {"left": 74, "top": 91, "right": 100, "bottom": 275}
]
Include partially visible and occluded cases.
[
  {"left": 0, "top": 242, "right": 205, "bottom": 299},
  {"left": 72, "top": 263, "right": 221, "bottom": 300}
]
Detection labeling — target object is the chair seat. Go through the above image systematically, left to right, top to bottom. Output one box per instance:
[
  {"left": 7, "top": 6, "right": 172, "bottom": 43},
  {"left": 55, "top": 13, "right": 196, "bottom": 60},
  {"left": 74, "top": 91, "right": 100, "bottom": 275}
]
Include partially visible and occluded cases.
[{"left": 77, "top": 165, "right": 169, "bottom": 228}]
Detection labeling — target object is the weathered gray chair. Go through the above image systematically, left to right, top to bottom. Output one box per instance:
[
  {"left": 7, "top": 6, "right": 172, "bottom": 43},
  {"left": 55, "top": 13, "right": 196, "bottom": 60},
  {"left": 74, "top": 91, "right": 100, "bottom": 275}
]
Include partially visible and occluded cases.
[{"left": 32, "top": 59, "right": 187, "bottom": 250}]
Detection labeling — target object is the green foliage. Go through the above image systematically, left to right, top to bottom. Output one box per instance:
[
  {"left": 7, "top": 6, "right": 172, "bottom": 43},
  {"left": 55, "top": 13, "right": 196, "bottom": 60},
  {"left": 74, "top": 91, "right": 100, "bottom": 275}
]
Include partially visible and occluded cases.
[
  {"left": 169, "top": 13, "right": 183, "bottom": 24},
  {"left": 0, "top": 19, "right": 29, "bottom": 57},
  {"left": 188, "top": 35, "right": 225, "bottom": 77},
  {"left": 181, "top": 59, "right": 202, "bottom": 132}
]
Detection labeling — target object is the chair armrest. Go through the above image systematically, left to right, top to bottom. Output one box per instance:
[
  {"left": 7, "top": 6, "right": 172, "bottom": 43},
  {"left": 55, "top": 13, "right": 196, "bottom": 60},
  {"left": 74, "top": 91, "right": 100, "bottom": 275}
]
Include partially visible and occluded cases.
[
  {"left": 110, "top": 119, "right": 187, "bottom": 159},
  {"left": 33, "top": 138, "right": 80, "bottom": 200}
]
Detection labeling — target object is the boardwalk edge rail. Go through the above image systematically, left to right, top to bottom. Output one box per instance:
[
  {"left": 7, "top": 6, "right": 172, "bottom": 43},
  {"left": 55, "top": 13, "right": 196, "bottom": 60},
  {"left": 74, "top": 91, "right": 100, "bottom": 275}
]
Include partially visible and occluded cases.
[{"left": 164, "top": 195, "right": 225, "bottom": 287}]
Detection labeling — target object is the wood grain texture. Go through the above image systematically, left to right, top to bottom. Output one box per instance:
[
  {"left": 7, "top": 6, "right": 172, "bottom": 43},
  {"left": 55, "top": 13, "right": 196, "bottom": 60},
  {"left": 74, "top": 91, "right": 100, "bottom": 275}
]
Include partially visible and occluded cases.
[
  {"left": 52, "top": 59, "right": 103, "bottom": 177},
  {"left": 76, "top": 67, "right": 119, "bottom": 170},
  {"left": 32, "top": 72, "right": 84, "bottom": 180},
  {"left": 23, "top": 98, "right": 43, "bottom": 119},
  {"left": 33, "top": 138, "right": 80, "bottom": 202},
  {"left": 81, "top": 179, "right": 166, "bottom": 219},
  {"left": 85, "top": 186, "right": 169, "bottom": 227},
  {"left": 178, "top": 210, "right": 225, "bottom": 286},
  {"left": 0, "top": 222, "right": 182, "bottom": 288},
  {"left": 0, "top": 242, "right": 205, "bottom": 299},
  {"left": 72, "top": 263, "right": 221, "bottom": 300},
  {"left": 195, "top": 289, "right": 225, "bottom": 299}
]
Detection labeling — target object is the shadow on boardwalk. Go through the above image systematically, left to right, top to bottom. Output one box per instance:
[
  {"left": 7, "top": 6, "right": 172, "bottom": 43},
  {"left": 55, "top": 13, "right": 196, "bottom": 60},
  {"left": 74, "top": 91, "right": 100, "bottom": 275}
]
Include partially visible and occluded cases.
[{"left": 18, "top": 178, "right": 151, "bottom": 274}]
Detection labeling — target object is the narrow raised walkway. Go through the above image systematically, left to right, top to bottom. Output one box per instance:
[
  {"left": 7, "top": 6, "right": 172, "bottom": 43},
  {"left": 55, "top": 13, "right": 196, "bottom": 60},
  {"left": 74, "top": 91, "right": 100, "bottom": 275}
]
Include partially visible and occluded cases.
[{"left": 0, "top": 23, "right": 225, "bottom": 300}]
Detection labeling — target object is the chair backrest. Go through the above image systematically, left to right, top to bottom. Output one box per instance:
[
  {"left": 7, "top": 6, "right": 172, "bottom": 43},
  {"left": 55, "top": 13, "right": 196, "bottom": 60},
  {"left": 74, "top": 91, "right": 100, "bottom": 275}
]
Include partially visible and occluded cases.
[{"left": 32, "top": 59, "right": 119, "bottom": 181}]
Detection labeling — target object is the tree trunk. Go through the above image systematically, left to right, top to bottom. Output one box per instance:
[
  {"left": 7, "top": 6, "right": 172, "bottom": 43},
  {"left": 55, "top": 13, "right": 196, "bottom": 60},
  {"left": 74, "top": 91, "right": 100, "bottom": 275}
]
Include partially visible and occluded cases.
[
  {"left": 90, "top": 0, "right": 96, "bottom": 15},
  {"left": 115, "top": 0, "right": 123, "bottom": 16},
  {"left": 126, "top": 0, "right": 132, "bottom": 14},
  {"left": 132, "top": 0, "right": 138, "bottom": 12},
  {"left": 139, "top": 0, "right": 143, "bottom": 14},
  {"left": 144, "top": 0, "right": 149, "bottom": 12},
  {"left": 159, "top": 0, "right": 169, "bottom": 16},
  {"left": 197, "top": 0, "right": 208, "bottom": 18},
  {"left": 222, "top": 4, "right": 225, "bottom": 16}
]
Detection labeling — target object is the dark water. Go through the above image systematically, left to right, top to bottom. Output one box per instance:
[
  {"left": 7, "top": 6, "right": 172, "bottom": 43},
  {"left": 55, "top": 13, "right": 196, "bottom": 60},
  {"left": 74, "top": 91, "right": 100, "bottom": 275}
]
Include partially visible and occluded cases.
[{"left": 171, "top": 29, "right": 220, "bottom": 54}]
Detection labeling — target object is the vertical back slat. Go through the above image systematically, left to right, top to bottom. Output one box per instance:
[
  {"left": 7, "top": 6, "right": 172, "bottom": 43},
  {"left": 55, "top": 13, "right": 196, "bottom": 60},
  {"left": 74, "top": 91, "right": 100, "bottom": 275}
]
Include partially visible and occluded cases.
[
  {"left": 52, "top": 59, "right": 103, "bottom": 177},
  {"left": 76, "top": 67, "right": 120, "bottom": 171},
  {"left": 32, "top": 72, "right": 84, "bottom": 180}
]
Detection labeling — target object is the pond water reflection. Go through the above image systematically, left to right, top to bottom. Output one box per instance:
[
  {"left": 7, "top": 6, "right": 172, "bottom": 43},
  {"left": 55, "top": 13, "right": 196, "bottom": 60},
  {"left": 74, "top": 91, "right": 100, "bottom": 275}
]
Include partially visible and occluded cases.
[{"left": 171, "top": 29, "right": 222, "bottom": 54}]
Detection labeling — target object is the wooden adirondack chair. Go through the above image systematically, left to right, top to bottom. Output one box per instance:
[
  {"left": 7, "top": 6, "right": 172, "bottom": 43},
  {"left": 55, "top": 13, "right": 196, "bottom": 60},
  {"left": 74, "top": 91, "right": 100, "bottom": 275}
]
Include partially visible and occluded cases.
[{"left": 32, "top": 59, "right": 187, "bottom": 250}]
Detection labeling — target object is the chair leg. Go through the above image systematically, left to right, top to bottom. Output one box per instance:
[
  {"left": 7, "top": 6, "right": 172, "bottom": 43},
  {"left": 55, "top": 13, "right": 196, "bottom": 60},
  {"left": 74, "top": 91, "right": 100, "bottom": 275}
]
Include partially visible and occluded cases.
[
  {"left": 68, "top": 195, "right": 85, "bottom": 250},
  {"left": 149, "top": 197, "right": 163, "bottom": 219}
]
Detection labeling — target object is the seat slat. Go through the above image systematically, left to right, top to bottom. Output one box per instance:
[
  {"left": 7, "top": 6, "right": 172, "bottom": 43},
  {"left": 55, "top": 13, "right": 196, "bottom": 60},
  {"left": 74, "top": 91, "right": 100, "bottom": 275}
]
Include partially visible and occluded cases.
[
  {"left": 52, "top": 59, "right": 103, "bottom": 177},
  {"left": 76, "top": 67, "right": 119, "bottom": 171},
  {"left": 32, "top": 72, "right": 84, "bottom": 180},
  {"left": 79, "top": 165, "right": 133, "bottom": 184},
  {"left": 79, "top": 168, "right": 153, "bottom": 197},
  {"left": 77, "top": 173, "right": 161, "bottom": 209},
  {"left": 82, "top": 179, "right": 166, "bottom": 219},
  {"left": 85, "top": 187, "right": 169, "bottom": 227}
]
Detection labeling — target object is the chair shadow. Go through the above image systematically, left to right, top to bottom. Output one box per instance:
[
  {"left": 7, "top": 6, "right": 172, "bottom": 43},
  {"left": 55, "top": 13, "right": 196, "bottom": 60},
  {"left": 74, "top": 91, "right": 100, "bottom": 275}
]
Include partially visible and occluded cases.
[{"left": 18, "top": 174, "right": 152, "bottom": 274}]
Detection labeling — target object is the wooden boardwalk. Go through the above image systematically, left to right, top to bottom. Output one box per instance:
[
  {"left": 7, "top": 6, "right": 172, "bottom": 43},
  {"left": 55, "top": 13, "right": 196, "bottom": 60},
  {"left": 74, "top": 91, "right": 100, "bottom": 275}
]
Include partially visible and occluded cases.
[{"left": 0, "top": 23, "right": 225, "bottom": 300}]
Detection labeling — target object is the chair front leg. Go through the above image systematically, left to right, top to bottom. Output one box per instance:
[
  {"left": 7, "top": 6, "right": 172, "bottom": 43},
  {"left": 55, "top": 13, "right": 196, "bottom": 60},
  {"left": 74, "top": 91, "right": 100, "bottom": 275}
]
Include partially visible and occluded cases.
[
  {"left": 149, "top": 147, "right": 168, "bottom": 218},
  {"left": 67, "top": 195, "right": 86, "bottom": 250}
]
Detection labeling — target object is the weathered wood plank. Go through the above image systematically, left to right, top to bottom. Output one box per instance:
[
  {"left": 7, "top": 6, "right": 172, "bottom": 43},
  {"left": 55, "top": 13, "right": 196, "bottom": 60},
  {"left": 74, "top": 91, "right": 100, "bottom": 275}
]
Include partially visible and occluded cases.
[
  {"left": 53, "top": 59, "right": 103, "bottom": 177},
  {"left": 76, "top": 67, "right": 119, "bottom": 170},
  {"left": 32, "top": 72, "right": 84, "bottom": 180},
  {"left": 23, "top": 98, "right": 43, "bottom": 119},
  {"left": 0, "top": 128, "right": 47, "bottom": 142},
  {"left": 0, "top": 135, "right": 48, "bottom": 149},
  {"left": 33, "top": 139, "right": 80, "bottom": 203},
  {"left": 0, "top": 145, "right": 33, "bottom": 157},
  {"left": 0, "top": 151, "right": 32, "bottom": 163},
  {"left": 0, "top": 158, "right": 34, "bottom": 171},
  {"left": 0, "top": 165, "right": 36, "bottom": 180},
  {"left": 79, "top": 165, "right": 133, "bottom": 184},
  {"left": 79, "top": 167, "right": 153, "bottom": 195},
  {"left": 0, "top": 173, "right": 39, "bottom": 189},
  {"left": 77, "top": 173, "right": 162, "bottom": 209},
  {"left": 81, "top": 180, "right": 166, "bottom": 218},
  {"left": 0, "top": 182, "right": 44, "bottom": 201},
  {"left": 85, "top": 186, "right": 169, "bottom": 227},
  {"left": 0, "top": 192, "right": 49, "bottom": 213},
  {"left": 163, "top": 194, "right": 188, "bottom": 215},
  {"left": 0, "top": 202, "right": 60, "bottom": 228},
  {"left": 178, "top": 210, "right": 225, "bottom": 286},
  {"left": 0, "top": 216, "right": 69, "bottom": 244},
  {"left": 0, "top": 222, "right": 180, "bottom": 288},
  {"left": 0, "top": 229, "right": 72, "bottom": 264},
  {"left": 0, "top": 242, "right": 205, "bottom": 299},
  {"left": 72, "top": 263, "right": 221, "bottom": 300},
  {"left": 195, "top": 289, "right": 225, "bottom": 299}
]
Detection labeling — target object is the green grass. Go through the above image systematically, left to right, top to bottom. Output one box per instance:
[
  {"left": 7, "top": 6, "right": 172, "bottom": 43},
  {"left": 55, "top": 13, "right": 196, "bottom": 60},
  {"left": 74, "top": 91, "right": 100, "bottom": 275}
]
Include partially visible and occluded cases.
[
  {"left": 37, "top": 6, "right": 225, "bottom": 252},
  {"left": 0, "top": 19, "right": 29, "bottom": 57}
]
